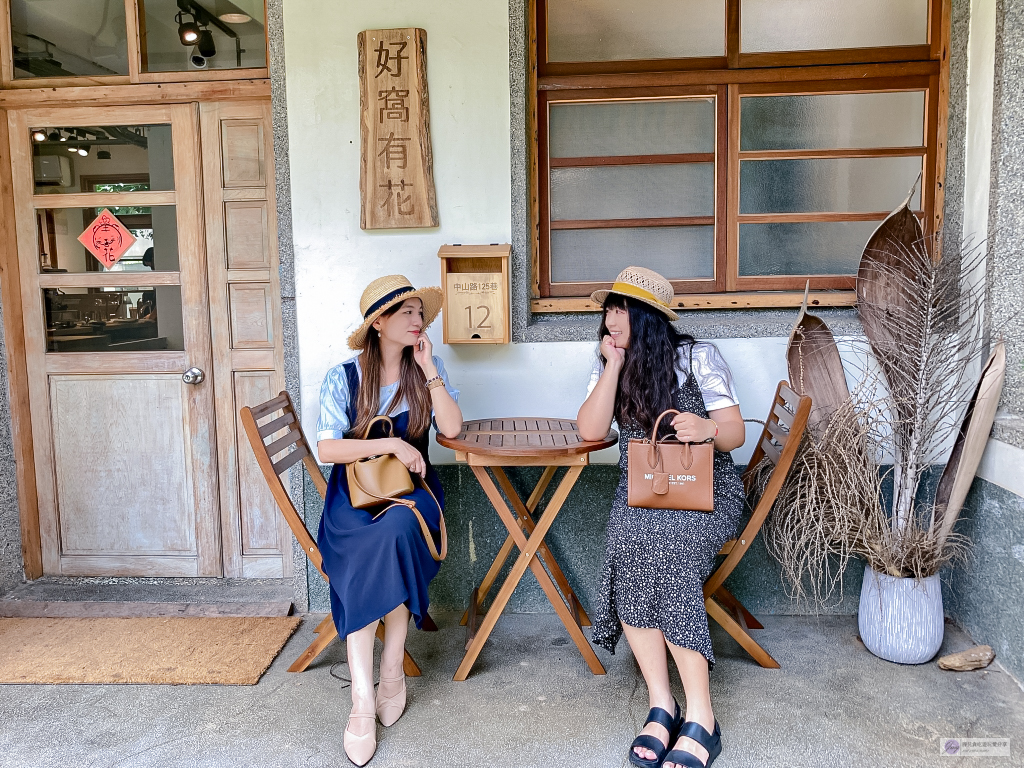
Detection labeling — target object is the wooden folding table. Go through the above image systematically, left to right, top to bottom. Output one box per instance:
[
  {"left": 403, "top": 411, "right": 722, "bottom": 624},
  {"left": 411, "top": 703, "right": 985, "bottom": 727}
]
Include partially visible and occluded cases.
[{"left": 437, "top": 418, "right": 617, "bottom": 681}]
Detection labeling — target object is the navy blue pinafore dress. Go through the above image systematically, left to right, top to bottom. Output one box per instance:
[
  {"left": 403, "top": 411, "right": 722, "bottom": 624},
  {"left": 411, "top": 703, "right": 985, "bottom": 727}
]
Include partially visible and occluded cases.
[{"left": 317, "top": 362, "right": 444, "bottom": 638}]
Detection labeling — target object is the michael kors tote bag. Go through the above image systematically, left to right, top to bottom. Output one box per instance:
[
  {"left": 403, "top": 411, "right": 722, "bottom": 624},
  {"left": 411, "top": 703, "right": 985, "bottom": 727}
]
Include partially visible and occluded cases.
[{"left": 626, "top": 408, "right": 715, "bottom": 512}]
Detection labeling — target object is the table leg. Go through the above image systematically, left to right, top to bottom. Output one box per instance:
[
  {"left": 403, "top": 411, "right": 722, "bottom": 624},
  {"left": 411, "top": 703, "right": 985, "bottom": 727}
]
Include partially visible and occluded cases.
[
  {"left": 454, "top": 464, "right": 605, "bottom": 681},
  {"left": 460, "top": 466, "right": 558, "bottom": 626},
  {"left": 492, "top": 467, "right": 593, "bottom": 627}
]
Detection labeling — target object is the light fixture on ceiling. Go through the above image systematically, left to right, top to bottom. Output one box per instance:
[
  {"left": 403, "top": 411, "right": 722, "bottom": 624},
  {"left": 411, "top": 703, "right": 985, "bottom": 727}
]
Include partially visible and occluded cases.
[
  {"left": 213, "top": 0, "right": 252, "bottom": 24},
  {"left": 176, "top": 11, "right": 201, "bottom": 45},
  {"left": 196, "top": 29, "right": 217, "bottom": 58},
  {"left": 32, "top": 130, "right": 46, "bottom": 142},
  {"left": 47, "top": 130, "right": 60, "bottom": 141},
  {"left": 67, "top": 145, "right": 78, "bottom": 153},
  {"left": 78, "top": 146, "right": 90, "bottom": 157},
  {"left": 97, "top": 150, "right": 112, "bottom": 160}
]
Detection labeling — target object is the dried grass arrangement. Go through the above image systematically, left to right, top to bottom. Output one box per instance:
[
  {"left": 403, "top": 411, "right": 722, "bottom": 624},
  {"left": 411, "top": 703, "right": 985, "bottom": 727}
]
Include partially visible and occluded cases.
[{"left": 759, "top": 196, "right": 1006, "bottom": 607}]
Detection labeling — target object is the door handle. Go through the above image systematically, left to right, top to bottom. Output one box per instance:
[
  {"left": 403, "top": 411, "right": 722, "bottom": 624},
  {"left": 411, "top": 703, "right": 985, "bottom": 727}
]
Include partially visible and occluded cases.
[{"left": 182, "top": 367, "right": 205, "bottom": 385}]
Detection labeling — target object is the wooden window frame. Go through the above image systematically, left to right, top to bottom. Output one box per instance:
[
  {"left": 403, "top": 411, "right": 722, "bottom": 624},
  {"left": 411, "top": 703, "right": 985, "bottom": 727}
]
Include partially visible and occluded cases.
[
  {"left": 0, "top": 0, "right": 269, "bottom": 89},
  {"left": 531, "top": 0, "right": 951, "bottom": 312}
]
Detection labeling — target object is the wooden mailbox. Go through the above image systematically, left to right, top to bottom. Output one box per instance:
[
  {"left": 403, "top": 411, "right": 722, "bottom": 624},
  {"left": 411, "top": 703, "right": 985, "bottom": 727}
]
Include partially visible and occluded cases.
[{"left": 438, "top": 244, "right": 511, "bottom": 344}]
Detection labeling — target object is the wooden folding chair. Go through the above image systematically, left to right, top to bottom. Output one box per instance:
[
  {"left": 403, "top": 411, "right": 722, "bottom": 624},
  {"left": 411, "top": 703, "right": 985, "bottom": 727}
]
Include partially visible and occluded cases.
[
  {"left": 703, "top": 381, "right": 811, "bottom": 669},
  {"left": 239, "top": 391, "right": 422, "bottom": 676}
]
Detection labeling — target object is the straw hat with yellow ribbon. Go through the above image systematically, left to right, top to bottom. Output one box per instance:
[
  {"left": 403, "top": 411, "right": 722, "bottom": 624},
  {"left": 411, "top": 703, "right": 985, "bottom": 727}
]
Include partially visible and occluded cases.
[
  {"left": 590, "top": 266, "right": 679, "bottom": 321},
  {"left": 347, "top": 275, "right": 444, "bottom": 349}
]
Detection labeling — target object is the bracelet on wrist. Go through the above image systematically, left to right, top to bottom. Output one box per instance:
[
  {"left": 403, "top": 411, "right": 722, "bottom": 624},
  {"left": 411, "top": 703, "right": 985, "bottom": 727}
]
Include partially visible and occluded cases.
[
  {"left": 425, "top": 375, "right": 445, "bottom": 391},
  {"left": 708, "top": 418, "right": 719, "bottom": 439}
]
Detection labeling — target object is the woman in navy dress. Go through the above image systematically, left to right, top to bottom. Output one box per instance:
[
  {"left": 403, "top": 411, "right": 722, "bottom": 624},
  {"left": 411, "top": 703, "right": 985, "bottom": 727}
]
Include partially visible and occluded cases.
[{"left": 316, "top": 275, "right": 463, "bottom": 766}]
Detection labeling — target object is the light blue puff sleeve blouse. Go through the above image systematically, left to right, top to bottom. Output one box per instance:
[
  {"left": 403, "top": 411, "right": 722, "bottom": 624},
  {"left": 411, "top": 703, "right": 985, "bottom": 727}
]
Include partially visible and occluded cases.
[{"left": 316, "top": 354, "right": 460, "bottom": 442}]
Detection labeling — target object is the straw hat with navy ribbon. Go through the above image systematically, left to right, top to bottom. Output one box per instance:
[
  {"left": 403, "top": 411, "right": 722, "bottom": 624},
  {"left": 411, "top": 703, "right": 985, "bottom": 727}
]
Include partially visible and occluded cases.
[
  {"left": 590, "top": 266, "right": 679, "bottom": 321},
  {"left": 347, "top": 275, "right": 444, "bottom": 349}
]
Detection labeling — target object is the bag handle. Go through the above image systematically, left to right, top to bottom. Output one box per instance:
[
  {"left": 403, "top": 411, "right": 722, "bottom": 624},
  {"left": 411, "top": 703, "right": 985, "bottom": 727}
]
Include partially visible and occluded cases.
[
  {"left": 643, "top": 408, "right": 716, "bottom": 471},
  {"left": 359, "top": 414, "right": 396, "bottom": 440},
  {"left": 349, "top": 471, "right": 448, "bottom": 562}
]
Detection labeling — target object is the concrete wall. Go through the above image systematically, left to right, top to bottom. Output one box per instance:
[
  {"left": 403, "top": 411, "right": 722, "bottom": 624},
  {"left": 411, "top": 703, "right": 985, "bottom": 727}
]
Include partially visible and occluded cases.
[
  {"left": 276, "top": 0, "right": 952, "bottom": 617},
  {"left": 279, "top": 0, "right": 794, "bottom": 472},
  {"left": 943, "top": 0, "right": 1024, "bottom": 686}
]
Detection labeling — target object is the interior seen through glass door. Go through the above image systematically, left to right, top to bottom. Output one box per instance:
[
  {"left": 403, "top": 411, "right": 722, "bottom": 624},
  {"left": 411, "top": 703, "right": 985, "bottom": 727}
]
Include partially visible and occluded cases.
[
  {"left": 9, "top": 0, "right": 129, "bottom": 78},
  {"left": 140, "top": 0, "right": 267, "bottom": 72}
]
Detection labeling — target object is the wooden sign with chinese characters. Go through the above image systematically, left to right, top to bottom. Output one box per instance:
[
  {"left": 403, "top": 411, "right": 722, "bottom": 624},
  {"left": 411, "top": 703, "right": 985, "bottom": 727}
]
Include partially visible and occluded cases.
[
  {"left": 358, "top": 28, "right": 438, "bottom": 229},
  {"left": 438, "top": 244, "right": 511, "bottom": 344}
]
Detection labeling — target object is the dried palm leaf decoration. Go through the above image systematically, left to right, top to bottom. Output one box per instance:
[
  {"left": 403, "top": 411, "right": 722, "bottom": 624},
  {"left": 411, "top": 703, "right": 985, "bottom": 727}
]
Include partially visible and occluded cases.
[
  {"left": 757, "top": 190, "right": 993, "bottom": 598},
  {"left": 787, "top": 283, "right": 850, "bottom": 437},
  {"left": 933, "top": 342, "right": 1006, "bottom": 551}
]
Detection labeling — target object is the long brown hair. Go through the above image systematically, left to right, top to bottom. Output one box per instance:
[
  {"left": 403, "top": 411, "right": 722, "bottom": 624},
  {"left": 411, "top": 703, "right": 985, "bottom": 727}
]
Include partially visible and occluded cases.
[
  {"left": 598, "top": 294, "right": 693, "bottom": 436},
  {"left": 352, "top": 304, "right": 432, "bottom": 439}
]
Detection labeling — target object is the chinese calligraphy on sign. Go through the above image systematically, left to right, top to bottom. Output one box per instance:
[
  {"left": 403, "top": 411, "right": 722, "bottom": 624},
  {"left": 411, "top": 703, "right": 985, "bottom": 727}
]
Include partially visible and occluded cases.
[
  {"left": 359, "top": 28, "right": 438, "bottom": 229},
  {"left": 77, "top": 209, "right": 136, "bottom": 269},
  {"left": 437, "top": 244, "right": 511, "bottom": 345}
]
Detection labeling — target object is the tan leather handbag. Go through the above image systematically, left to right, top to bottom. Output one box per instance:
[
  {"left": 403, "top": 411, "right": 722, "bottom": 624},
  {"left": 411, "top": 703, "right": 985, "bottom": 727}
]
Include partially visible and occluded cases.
[
  {"left": 627, "top": 409, "right": 715, "bottom": 512},
  {"left": 345, "top": 415, "right": 447, "bottom": 561}
]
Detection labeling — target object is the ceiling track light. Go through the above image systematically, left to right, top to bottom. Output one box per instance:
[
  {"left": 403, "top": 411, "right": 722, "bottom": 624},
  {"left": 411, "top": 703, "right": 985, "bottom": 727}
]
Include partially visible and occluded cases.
[
  {"left": 176, "top": 11, "right": 201, "bottom": 45},
  {"left": 196, "top": 29, "right": 217, "bottom": 58},
  {"left": 31, "top": 129, "right": 46, "bottom": 142}
]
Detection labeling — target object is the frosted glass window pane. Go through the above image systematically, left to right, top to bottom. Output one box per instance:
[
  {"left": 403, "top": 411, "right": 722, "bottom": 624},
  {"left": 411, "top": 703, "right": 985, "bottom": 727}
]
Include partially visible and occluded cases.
[
  {"left": 548, "top": 0, "right": 725, "bottom": 61},
  {"left": 742, "top": 0, "right": 928, "bottom": 52},
  {"left": 741, "top": 92, "right": 925, "bottom": 150},
  {"left": 550, "top": 99, "right": 715, "bottom": 158},
  {"left": 740, "top": 157, "right": 922, "bottom": 214},
  {"left": 551, "top": 164, "right": 714, "bottom": 220},
  {"left": 739, "top": 221, "right": 880, "bottom": 276},
  {"left": 551, "top": 227, "right": 714, "bottom": 283}
]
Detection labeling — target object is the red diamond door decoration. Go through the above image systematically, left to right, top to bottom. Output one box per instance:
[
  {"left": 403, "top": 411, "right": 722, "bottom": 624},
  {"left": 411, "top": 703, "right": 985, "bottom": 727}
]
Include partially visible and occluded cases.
[{"left": 77, "top": 209, "right": 136, "bottom": 269}]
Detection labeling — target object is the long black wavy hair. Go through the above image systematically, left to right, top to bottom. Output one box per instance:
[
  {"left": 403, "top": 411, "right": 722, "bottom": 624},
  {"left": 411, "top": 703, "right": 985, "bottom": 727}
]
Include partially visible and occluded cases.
[{"left": 598, "top": 293, "right": 694, "bottom": 436}]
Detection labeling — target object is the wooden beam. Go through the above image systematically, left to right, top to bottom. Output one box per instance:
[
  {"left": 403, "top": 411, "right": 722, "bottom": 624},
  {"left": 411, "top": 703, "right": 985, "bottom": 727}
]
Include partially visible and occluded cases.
[
  {"left": 0, "top": 0, "right": 14, "bottom": 86},
  {"left": 124, "top": 0, "right": 142, "bottom": 83},
  {"left": 528, "top": 0, "right": 541, "bottom": 300},
  {"left": 726, "top": 0, "right": 740, "bottom": 69},
  {"left": 932, "top": 0, "right": 953, "bottom": 248},
  {"left": 738, "top": 45, "right": 933, "bottom": 70},
  {"left": 539, "top": 61, "right": 940, "bottom": 91},
  {"left": 138, "top": 68, "right": 269, "bottom": 84},
  {"left": 0, "top": 79, "right": 271, "bottom": 108},
  {"left": 714, "top": 83, "right": 729, "bottom": 292},
  {"left": 726, "top": 83, "right": 740, "bottom": 291},
  {"left": 0, "top": 109, "right": 43, "bottom": 578},
  {"left": 739, "top": 147, "right": 927, "bottom": 160},
  {"left": 549, "top": 153, "right": 714, "bottom": 167},
  {"left": 31, "top": 191, "right": 176, "bottom": 209},
  {"left": 737, "top": 211, "right": 906, "bottom": 224},
  {"left": 550, "top": 216, "right": 714, "bottom": 229},
  {"left": 37, "top": 272, "right": 181, "bottom": 288},
  {"left": 531, "top": 291, "right": 858, "bottom": 312}
]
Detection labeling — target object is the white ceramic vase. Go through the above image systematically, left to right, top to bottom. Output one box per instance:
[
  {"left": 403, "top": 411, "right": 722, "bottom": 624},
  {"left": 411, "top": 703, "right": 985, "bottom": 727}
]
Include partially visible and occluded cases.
[{"left": 857, "top": 563, "right": 945, "bottom": 664}]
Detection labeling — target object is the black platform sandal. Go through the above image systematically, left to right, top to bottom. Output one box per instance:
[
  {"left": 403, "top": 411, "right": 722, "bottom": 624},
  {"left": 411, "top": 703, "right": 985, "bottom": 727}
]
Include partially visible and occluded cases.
[
  {"left": 628, "top": 701, "right": 682, "bottom": 768},
  {"left": 663, "top": 720, "right": 722, "bottom": 768}
]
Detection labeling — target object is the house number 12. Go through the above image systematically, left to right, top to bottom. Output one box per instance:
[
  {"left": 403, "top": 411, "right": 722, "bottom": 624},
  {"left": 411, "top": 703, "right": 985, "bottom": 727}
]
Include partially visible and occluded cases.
[{"left": 465, "top": 305, "right": 492, "bottom": 329}]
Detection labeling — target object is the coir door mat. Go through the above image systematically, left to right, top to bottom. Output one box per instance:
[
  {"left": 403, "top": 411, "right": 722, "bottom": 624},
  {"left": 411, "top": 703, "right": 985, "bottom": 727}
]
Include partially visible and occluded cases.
[{"left": 0, "top": 616, "right": 301, "bottom": 685}]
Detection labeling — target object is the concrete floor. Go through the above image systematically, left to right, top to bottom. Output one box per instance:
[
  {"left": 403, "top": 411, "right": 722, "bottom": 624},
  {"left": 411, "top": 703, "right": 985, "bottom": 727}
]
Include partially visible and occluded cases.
[{"left": 1, "top": 612, "right": 1021, "bottom": 768}]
